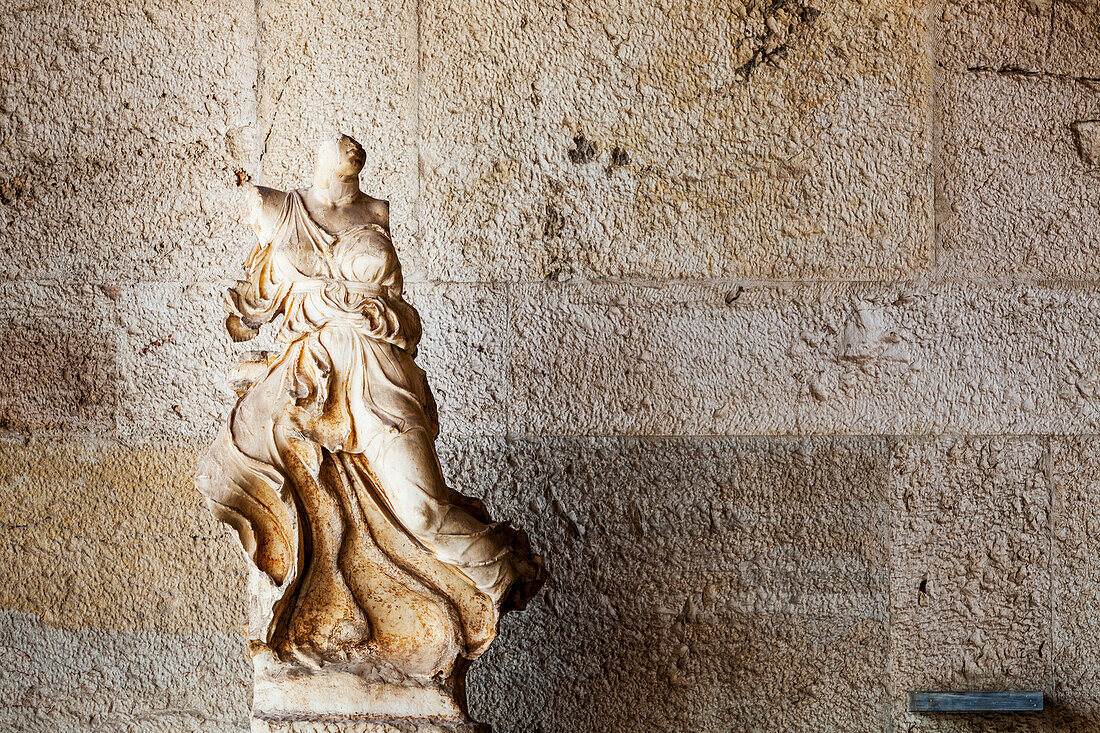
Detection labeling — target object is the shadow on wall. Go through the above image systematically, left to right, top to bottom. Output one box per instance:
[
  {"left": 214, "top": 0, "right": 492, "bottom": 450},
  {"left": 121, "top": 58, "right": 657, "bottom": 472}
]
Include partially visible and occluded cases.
[{"left": 444, "top": 436, "right": 892, "bottom": 732}]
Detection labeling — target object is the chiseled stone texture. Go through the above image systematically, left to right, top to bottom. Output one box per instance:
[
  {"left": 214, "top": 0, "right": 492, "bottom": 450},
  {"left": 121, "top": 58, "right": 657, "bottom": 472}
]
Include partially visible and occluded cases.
[
  {"left": 0, "top": 0, "right": 257, "bottom": 283},
  {"left": 256, "top": 0, "right": 419, "bottom": 252},
  {"left": 416, "top": 0, "right": 932, "bottom": 282},
  {"left": 937, "top": 0, "right": 1052, "bottom": 72},
  {"left": 938, "top": 0, "right": 1099, "bottom": 77},
  {"left": 1048, "top": 0, "right": 1100, "bottom": 78},
  {"left": 939, "top": 70, "right": 1100, "bottom": 280},
  {"left": 510, "top": 280, "right": 1100, "bottom": 437},
  {"left": 0, "top": 283, "right": 118, "bottom": 436},
  {"left": 116, "top": 283, "right": 244, "bottom": 442},
  {"left": 406, "top": 283, "right": 510, "bottom": 437},
  {"left": 439, "top": 436, "right": 890, "bottom": 732},
  {"left": 0, "top": 437, "right": 250, "bottom": 731},
  {"left": 0, "top": 437, "right": 246, "bottom": 635},
  {"left": 890, "top": 437, "right": 1052, "bottom": 733},
  {"left": 1051, "top": 438, "right": 1100, "bottom": 730},
  {"left": 0, "top": 611, "right": 249, "bottom": 733}
]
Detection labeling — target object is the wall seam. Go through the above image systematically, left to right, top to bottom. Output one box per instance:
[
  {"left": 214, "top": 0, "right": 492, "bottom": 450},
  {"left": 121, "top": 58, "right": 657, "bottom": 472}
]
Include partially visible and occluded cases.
[
  {"left": 253, "top": 0, "right": 267, "bottom": 177},
  {"left": 930, "top": 0, "right": 944, "bottom": 278},
  {"left": 884, "top": 434, "right": 895, "bottom": 733},
  {"left": 1046, "top": 435, "right": 1056, "bottom": 706}
]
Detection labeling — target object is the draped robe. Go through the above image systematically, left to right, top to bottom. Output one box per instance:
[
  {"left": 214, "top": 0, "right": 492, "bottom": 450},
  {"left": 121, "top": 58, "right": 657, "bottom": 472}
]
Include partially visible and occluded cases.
[{"left": 196, "top": 190, "right": 524, "bottom": 679}]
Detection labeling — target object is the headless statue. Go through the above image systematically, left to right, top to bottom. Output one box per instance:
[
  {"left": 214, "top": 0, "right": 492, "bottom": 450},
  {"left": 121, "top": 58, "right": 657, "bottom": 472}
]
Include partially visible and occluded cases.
[{"left": 196, "top": 135, "right": 543, "bottom": 732}]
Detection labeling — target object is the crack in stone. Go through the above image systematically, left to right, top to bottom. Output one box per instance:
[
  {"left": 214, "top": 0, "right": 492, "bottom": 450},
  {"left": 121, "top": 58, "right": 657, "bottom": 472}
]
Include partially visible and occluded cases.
[{"left": 965, "top": 65, "right": 1100, "bottom": 85}]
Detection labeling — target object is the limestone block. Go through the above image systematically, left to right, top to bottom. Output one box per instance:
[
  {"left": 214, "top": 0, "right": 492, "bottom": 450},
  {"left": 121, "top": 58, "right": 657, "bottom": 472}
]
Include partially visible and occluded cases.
[
  {"left": 0, "top": 0, "right": 258, "bottom": 283},
  {"left": 256, "top": 0, "right": 418, "bottom": 250},
  {"left": 416, "top": 0, "right": 932, "bottom": 281},
  {"left": 937, "top": 0, "right": 1052, "bottom": 71},
  {"left": 938, "top": 0, "right": 1099, "bottom": 78},
  {"left": 1049, "top": 0, "right": 1100, "bottom": 78},
  {"left": 939, "top": 70, "right": 1100, "bottom": 279},
  {"left": 509, "top": 280, "right": 1100, "bottom": 437},
  {"left": 0, "top": 282, "right": 117, "bottom": 435},
  {"left": 116, "top": 283, "right": 244, "bottom": 441},
  {"left": 405, "top": 283, "right": 510, "bottom": 437},
  {"left": 437, "top": 436, "right": 889, "bottom": 731},
  {"left": 0, "top": 437, "right": 247, "bottom": 637},
  {"left": 0, "top": 437, "right": 251, "bottom": 722},
  {"left": 890, "top": 437, "right": 1051, "bottom": 732},
  {"left": 1050, "top": 438, "right": 1100, "bottom": 729},
  {"left": 0, "top": 610, "right": 249, "bottom": 733}
]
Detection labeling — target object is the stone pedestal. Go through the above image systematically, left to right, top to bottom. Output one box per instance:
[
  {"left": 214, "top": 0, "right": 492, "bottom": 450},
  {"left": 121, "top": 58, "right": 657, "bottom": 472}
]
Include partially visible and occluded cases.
[
  {"left": 250, "top": 658, "right": 489, "bottom": 733},
  {"left": 253, "top": 670, "right": 464, "bottom": 719},
  {"left": 251, "top": 720, "right": 489, "bottom": 733}
]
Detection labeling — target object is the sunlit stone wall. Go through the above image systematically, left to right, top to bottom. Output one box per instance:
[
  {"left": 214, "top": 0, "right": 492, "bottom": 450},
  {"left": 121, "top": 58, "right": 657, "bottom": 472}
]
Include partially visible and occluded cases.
[{"left": 0, "top": 1, "right": 1098, "bottom": 730}]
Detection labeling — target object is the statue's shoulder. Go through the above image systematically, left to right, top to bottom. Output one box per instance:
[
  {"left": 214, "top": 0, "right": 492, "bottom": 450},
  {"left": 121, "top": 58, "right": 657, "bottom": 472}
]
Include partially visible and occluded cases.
[
  {"left": 243, "top": 185, "right": 291, "bottom": 242},
  {"left": 256, "top": 185, "right": 291, "bottom": 210},
  {"left": 357, "top": 194, "right": 390, "bottom": 233}
]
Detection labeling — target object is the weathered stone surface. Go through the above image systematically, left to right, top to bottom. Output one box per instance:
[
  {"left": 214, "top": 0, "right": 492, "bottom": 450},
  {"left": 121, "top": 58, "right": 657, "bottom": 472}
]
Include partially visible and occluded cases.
[
  {"left": 0, "top": 0, "right": 257, "bottom": 283},
  {"left": 256, "top": 0, "right": 419, "bottom": 252},
  {"left": 416, "top": 0, "right": 932, "bottom": 281},
  {"left": 937, "top": 0, "right": 1052, "bottom": 72},
  {"left": 938, "top": 0, "right": 1099, "bottom": 78},
  {"left": 1049, "top": 0, "right": 1100, "bottom": 78},
  {"left": 939, "top": 71, "right": 1100, "bottom": 279},
  {"left": 510, "top": 280, "right": 1100, "bottom": 437},
  {"left": 0, "top": 283, "right": 118, "bottom": 436},
  {"left": 116, "top": 283, "right": 243, "bottom": 442},
  {"left": 406, "top": 283, "right": 510, "bottom": 437},
  {"left": 437, "top": 436, "right": 890, "bottom": 732},
  {"left": 0, "top": 437, "right": 247, "bottom": 636},
  {"left": 890, "top": 437, "right": 1051, "bottom": 733},
  {"left": 0, "top": 438, "right": 251, "bottom": 730},
  {"left": 1050, "top": 438, "right": 1100, "bottom": 730},
  {"left": 0, "top": 610, "right": 249, "bottom": 733}
]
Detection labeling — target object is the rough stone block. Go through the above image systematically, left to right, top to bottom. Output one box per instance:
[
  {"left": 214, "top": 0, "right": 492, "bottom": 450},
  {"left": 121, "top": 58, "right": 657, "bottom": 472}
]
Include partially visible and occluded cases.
[
  {"left": 0, "top": 0, "right": 258, "bottom": 283},
  {"left": 256, "top": 0, "right": 419, "bottom": 252},
  {"left": 416, "top": 0, "right": 932, "bottom": 281},
  {"left": 937, "top": 0, "right": 1052, "bottom": 71},
  {"left": 938, "top": 0, "right": 1099, "bottom": 78},
  {"left": 1049, "top": 0, "right": 1100, "bottom": 78},
  {"left": 939, "top": 70, "right": 1100, "bottom": 279},
  {"left": 509, "top": 280, "right": 1100, "bottom": 437},
  {"left": 0, "top": 282, "right": 118, "bottom": 436},
  {"left": 116, "top": 283, "right": 243, "bottom": 442},
  {"left": 406, "top": 283, "right": 510, "bottom": 437},
  {"left": 436, "top": 436, "right": 889, "bottom": 732},
  {"left": 0, "top": 437, "right": 247, "bottom": 637},
  {"left": 0, "top": 437, "right": 251, "bottom": 725},
  {"left": 890, "top": 437, "right": 1051, "bottom": 732},
  {"left": 1050, "top": 438, "right": 1100, "bottom": 730},
  {"left": 0, "top": 610, "right": 250, "bottom": 732}
]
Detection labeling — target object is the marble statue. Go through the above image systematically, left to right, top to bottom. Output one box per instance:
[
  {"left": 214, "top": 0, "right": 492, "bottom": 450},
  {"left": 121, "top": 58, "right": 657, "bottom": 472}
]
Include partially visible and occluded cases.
[{"left": 195, "top": 134, "right": 544, "bottom": 733}]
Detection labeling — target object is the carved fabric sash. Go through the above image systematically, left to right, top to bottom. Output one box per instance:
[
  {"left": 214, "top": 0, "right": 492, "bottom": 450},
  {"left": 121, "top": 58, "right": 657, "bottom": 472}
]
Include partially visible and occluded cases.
[{"left": 286, "top": 278, "right": 388, "bottom": 296}]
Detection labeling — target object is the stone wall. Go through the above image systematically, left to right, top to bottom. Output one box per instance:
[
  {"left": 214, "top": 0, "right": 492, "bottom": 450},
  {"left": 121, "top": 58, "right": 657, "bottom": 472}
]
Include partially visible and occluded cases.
[{"left": 0, "top": 0, "right": 1097, "bottom": 730}]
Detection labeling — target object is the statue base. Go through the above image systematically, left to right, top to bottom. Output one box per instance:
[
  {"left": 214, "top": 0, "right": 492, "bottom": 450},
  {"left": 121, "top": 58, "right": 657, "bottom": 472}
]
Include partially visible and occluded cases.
[
  {"left": 250, "top": 657, "right": 488, "bottom": 733},
  {"left": 251, "top": 720, "right": 489, "bottom": 733}
]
